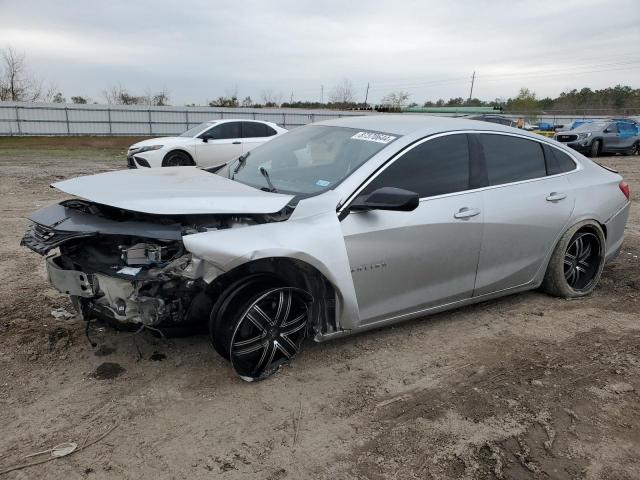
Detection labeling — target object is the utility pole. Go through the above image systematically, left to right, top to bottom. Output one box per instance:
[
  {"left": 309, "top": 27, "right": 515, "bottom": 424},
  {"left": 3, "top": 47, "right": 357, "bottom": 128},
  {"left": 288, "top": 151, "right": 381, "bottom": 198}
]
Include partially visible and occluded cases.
[
  {"left": 468, "top": 71, "right": 476, "bottom": 104},
  {"left": 364, "top": 82, "right": 370, "bottom": 109},
  {"left": 321, "top": 85, "right": 324, "bottom": 104},
  {"left": 290, "top": 91, "right": 294, "bottom": 103}
]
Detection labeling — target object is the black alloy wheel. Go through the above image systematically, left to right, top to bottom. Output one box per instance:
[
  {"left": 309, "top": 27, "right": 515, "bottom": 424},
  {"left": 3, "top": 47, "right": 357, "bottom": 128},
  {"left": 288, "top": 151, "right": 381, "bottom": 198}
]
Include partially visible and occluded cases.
[
  {"left": 163, "top": 151, "right": 193, "bottom": 167},
  {"left": 563, "top": 231, "right": 602, "bottom": 292},
  {"left": 229, "top": 287, "right": 311, "bottom": 381}
]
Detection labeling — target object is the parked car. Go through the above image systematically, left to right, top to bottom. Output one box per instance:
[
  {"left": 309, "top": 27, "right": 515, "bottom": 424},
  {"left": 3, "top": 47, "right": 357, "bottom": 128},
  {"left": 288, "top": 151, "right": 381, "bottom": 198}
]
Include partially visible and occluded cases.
[
  {"left": 467, "top": 114, "right": 517, "bottom": 128},
  {"left": 22, "top": 116, "right": 630, "bottom": 381},
  {"left": 127, "top": 119, "right": 287, "bottom": 168},
  {"left": 554, "top": 120, "right": 640, "bottom": 157}
]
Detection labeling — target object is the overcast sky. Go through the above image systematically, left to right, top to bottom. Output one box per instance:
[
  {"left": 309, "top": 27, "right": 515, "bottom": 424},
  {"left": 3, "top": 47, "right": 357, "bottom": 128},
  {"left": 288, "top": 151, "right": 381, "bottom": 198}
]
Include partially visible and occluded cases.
[{"left": 1, "top": 0, "right": 639, "bottom": 105}]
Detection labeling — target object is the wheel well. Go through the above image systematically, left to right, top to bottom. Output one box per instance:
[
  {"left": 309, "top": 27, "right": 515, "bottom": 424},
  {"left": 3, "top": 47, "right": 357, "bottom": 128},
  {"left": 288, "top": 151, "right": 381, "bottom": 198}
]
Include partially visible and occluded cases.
[
  {"left": 162, "top": 149, "right": 195, "bottom": 166},
  {"left": 206, "top": 257, "right": 339, "bottom": 336}
]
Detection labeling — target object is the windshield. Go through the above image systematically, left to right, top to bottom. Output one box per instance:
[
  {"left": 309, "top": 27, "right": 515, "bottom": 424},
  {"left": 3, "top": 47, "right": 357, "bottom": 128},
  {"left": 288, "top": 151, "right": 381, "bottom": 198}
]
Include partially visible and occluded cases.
[
  {"left": 180, "top": 122, "right": 215, "bottom": 137},
  {"left": 229, "top": 125, "right": 399, "bottom": 195}
]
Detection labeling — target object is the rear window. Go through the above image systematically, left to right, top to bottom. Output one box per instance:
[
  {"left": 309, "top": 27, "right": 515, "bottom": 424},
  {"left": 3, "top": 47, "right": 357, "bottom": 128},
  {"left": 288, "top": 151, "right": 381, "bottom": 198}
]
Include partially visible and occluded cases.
[
  {"left": 480, "top": 134, "right": 546, "bottom": 185},
  {"left": 545, "top": 145, "right": 576, "bottom": 175}
]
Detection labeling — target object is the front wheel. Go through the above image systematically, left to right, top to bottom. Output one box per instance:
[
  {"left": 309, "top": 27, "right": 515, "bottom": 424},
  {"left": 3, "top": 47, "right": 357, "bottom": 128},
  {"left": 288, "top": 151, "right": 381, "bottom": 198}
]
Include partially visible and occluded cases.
[
  {"left": 589, "top": 140, "right": 601, "bottom": 158},
  {"left": 162, "top": 150, "right": 194, "bottom": 167},
  {"left": 541, "top": 222, "right": 605, "bottom": 298},
  {"left": 210, "top": 279, "right": 313, "bottom": 381}
]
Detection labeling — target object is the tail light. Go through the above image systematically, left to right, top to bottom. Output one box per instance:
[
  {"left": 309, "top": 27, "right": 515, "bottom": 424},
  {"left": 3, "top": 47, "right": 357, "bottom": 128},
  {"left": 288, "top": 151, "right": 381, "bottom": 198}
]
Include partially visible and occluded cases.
[{"left": 619, "top": 181, "right": 630, "bottom": 200}]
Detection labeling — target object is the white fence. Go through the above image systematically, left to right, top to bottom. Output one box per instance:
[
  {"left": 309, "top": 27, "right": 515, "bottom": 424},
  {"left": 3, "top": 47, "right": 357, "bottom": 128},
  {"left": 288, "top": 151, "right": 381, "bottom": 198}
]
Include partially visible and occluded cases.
[
  {"left": 0, "top": 101, "right": 632, "bottom": 136},
  {"left": 0, "top": 102, "right": 369, "bottom": 136}
]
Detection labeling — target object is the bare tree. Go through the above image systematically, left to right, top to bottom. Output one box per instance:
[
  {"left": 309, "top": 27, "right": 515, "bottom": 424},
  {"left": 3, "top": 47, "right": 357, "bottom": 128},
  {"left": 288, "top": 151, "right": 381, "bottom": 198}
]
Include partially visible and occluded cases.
[
  {"left": 0, "top": 46, "right": 44, "bottom": 101},
  {"left": 328, "top": 78, "right": 355, "bottom": 104},
  {"left": 102, "top": 84, "right": 145, "bottom": 105},
  {"left": 142, "top": 88, "right": 170, "bottom": 106},
  {"left": 151, "top": 89, "right": 170, "bottom": 106},
  {"left": 260, "top": 89, "right": 283, "bottom": 107},
  {"left": 381, "top": 91, "right": 410, "bottom": 109},
  {"left": 52, "top": 92, "right": 66, "bottom": 103},
  {"left": 71, "top": 96, "right": 88, "bottom": 104},
  {"left": 241, "top": 96, "right": 253, "bottom": 107}
]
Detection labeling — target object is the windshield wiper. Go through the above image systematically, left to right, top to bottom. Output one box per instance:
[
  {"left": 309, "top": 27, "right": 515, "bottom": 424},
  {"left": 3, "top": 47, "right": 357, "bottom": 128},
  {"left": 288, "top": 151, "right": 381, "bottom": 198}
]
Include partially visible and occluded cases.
[
  {"left": 231, "top": 152, "right": 250, "bottom": 179},
  {"left": 259, "top": 166, "right": 278, "bottom": 193}
]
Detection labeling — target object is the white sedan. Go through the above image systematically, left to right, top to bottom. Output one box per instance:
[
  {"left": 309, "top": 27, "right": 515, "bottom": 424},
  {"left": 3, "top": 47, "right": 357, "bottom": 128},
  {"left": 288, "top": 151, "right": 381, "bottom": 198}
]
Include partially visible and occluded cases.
[{"left": 127, "top": 119, "right": 287, "bottom": 168}]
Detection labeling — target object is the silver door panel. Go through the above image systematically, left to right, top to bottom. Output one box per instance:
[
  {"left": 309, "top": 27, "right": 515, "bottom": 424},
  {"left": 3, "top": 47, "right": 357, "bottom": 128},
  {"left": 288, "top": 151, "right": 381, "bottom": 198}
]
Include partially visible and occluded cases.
[
  {"left": 474, "top": 176, "right": 574, "bottom": 296},
  {"left": 342, "top": 192, "right": 484, "bottom": 325}
]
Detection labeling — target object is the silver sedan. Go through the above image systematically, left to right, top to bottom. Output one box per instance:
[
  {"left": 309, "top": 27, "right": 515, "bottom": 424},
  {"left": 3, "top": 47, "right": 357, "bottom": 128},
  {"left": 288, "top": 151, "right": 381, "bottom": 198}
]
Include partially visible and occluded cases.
[{"left": 22, "top": 116, "right": 631, "bottom": 381}]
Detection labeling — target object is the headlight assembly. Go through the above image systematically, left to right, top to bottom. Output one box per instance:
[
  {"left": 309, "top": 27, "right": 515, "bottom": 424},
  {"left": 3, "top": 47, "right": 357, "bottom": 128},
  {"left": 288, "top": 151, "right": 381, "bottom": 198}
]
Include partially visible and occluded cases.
[
  {"left": 576, "top": 133, "right": 592, "bottom": 140},
  {"left": 129, "top": 145, "right": 164, "bottom": 154}
]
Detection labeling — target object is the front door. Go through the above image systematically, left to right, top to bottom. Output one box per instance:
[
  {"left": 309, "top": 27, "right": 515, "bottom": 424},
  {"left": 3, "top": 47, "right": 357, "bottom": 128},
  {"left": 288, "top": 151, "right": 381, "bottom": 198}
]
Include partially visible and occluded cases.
[
  {"left": 196, "top": 121, "right": 243, "bottom": 167},
  {"left": 617, "top": 121, "right": 638, "bottom": 150},
  {"left": 601, "top": 122, "right": 620, "bottom": 152},
  {"left": 341, "top": 133, "right": 484, "bottom": 325}
]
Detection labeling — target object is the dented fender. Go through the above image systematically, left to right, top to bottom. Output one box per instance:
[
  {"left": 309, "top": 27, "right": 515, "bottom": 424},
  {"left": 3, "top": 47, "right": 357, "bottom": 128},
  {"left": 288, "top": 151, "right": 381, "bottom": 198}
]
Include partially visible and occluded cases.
[{"left": 182, "top": 191, "right": 360, "bottom": 330}]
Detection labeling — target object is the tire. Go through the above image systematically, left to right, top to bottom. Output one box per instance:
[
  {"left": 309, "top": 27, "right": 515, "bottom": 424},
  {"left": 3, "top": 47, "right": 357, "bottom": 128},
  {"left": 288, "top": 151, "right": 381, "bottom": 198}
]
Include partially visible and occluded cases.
[
  {"left": 589, "top": 140, "right": 600, "bottom": 158},
  {"left": 628, "top": 142, "right": 640, "bottom": 156},
  {"left": 162, "top": 150, "right": 194, "bottom": 167},
  {"left": 541, "top": 222, "right": 605, "bottom": 298},
  {"left": 209, "top": 277, "right": 313, "bottom": 381}
]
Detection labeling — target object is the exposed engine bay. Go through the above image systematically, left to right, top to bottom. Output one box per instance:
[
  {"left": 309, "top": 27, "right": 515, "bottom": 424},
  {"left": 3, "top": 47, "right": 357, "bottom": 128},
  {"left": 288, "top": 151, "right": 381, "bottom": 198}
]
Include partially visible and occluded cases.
[{"left": 22, "top": 199, "right": 292, "bottom": 327}]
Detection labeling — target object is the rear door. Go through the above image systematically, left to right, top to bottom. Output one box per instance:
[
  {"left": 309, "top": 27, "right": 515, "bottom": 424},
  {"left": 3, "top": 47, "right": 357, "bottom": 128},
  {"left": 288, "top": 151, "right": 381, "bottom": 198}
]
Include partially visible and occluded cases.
[
  {"left": 195, "top": 121, "right": 243, "bottom": 166},
  {"left": 241, "top": 121, "right": 278, "bottom": 155},
  {"left": 341, "top": 133, "right": 484, "bottom": 324},
  {"left": 473, "top": 133, "right": 575, "bottom": 296}
]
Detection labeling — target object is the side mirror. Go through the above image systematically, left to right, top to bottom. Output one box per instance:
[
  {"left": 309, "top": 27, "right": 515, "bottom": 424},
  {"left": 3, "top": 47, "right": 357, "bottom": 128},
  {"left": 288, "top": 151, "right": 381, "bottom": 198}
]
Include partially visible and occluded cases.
[
  {"left": 603, "top": 128, "right": 611, "bottom": 133},
  {"left": 350, "top": 187, "right": 419, "bottom": 212}
]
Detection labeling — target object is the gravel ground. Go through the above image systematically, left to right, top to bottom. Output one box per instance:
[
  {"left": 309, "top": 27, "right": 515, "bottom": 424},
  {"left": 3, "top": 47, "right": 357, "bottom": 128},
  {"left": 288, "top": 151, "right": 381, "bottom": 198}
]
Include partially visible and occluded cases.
[{"left": 0, "top": 141, "right": 639, "bottom": 479}]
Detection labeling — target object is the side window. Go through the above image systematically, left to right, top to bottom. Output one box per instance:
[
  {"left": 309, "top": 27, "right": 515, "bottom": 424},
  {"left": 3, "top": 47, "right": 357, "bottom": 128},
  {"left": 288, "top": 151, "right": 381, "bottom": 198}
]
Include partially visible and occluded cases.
[
  {"left": 242, "top": 121, "right": 268, "bottom": 138},
  {"left": 205, "top": 122, "right": 241, "bottom": 140},
  {"left": 617, "top": 122, "right": 634, "bottom": 135},
  {"left": 605, "top": 123, "right": 618, "bottom": 133},
  {"left": 265, "top": 125, "right": 277, "bottom": 136},
  {"left": 361, "top": 134, "right": 470, "bottom": 198},
  {"left": 480, "top": 134, "right": 546, "bottom": 185},
  {"left": 545, "top": 145, "right": 576, "bottom": 175}
]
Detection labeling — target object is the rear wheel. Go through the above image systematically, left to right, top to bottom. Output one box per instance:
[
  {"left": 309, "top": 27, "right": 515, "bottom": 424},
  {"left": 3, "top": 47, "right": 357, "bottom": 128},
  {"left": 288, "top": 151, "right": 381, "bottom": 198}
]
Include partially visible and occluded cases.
[
  {"left": 589, "top": 140, "right": 601, "bottom": 158},
  {"left": 627, "top": 142, "right": 640, "bottom": 156},
  {"left": 162, "top": 150, "right": 194, "bottom": 167},
  {"left": 541, "top": 222, "right": 605, "bottom": 298},
  {"left": 209, "top": 278, "right": 313, "bottom": 381}
]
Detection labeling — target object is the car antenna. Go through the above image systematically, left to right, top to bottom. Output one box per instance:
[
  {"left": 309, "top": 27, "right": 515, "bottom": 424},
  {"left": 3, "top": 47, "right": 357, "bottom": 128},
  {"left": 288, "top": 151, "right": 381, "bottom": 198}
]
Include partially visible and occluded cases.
[{"left": 259, "top": 166, "right": 278, "bottom": 193}]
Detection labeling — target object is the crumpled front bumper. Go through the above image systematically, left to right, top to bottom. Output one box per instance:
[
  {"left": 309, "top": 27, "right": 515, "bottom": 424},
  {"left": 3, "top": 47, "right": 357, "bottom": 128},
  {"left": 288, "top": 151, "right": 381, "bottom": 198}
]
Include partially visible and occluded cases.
[{"left": 46, "top": 255, "right": 169, "bottom": 325}]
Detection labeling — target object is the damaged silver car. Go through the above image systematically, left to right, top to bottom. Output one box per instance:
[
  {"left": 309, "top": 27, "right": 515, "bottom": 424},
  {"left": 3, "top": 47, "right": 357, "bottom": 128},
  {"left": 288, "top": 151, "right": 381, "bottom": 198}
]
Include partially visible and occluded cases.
[{"left": 22, "top": 116, "right": 631, "bottom": 381}]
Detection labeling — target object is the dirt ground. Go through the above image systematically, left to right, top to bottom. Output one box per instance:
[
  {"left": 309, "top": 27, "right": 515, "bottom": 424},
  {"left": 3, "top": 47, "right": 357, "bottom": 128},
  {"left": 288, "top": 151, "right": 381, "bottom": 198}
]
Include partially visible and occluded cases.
[{"left": 0, "top": 138, "right": 639, "bottom": 480}]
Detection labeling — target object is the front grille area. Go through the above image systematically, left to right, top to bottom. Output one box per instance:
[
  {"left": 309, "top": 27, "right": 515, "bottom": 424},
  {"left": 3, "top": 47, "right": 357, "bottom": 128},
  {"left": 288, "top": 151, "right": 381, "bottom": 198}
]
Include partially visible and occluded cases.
[{"left": 557, "top": 134, "right": 578, "bottom": 142}]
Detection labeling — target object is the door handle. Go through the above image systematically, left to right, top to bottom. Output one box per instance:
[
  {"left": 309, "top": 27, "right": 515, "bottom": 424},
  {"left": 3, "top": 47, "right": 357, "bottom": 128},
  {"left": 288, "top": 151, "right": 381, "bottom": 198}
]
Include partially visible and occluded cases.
[
  {"left": 232, "top": 141, "right": 242, "bottom": 145},
  {"left": 546, "top": 192, "right": 567, "bottom": 202},
  {"left": 454, "top": 207, "right": 481, "bottom": 219}
]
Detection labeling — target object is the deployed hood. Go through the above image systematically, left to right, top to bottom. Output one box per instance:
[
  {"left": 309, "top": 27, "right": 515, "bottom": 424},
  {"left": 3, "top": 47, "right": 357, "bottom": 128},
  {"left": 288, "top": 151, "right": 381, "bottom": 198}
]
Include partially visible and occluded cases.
[
  {"left": 130, "top": 137, "right": 193, "bottom": 149},
  {"left": 52, "top": 167, "right": 295, "bottom": 215}
]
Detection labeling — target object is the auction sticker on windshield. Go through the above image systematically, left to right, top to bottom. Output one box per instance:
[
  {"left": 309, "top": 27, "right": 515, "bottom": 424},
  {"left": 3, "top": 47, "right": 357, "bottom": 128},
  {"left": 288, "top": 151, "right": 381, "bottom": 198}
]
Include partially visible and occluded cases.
[{"left": 351, "top": 131, "right": 397, "bottom": 144}]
